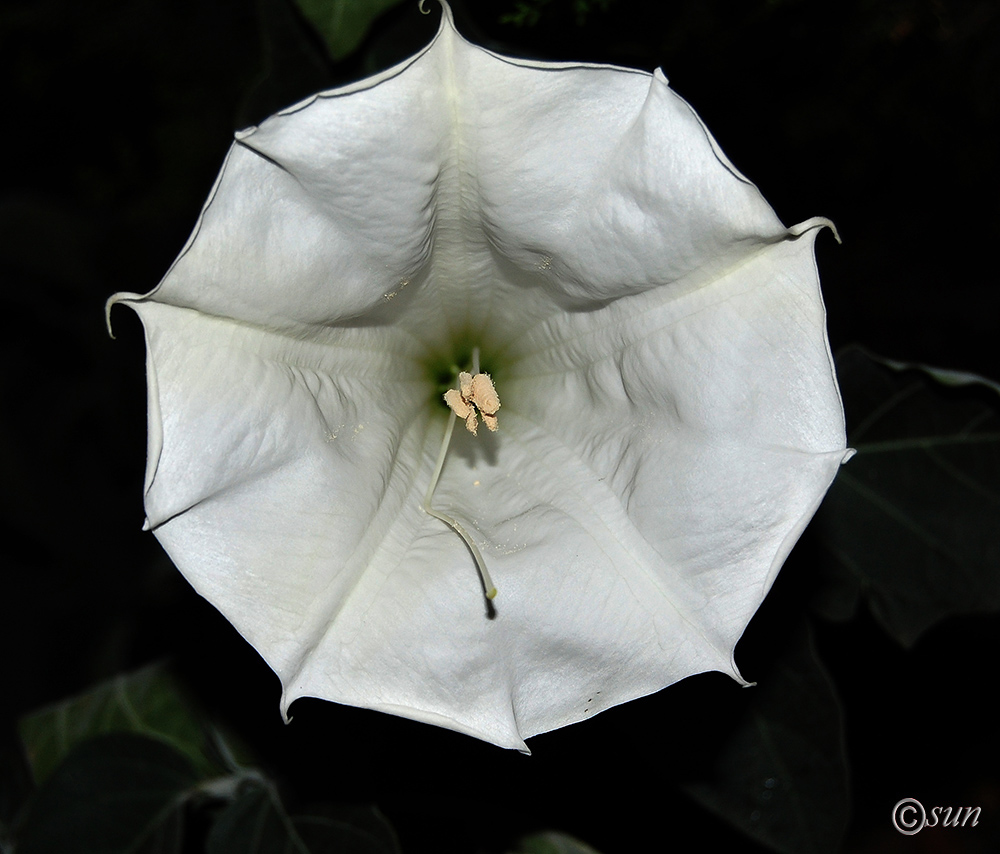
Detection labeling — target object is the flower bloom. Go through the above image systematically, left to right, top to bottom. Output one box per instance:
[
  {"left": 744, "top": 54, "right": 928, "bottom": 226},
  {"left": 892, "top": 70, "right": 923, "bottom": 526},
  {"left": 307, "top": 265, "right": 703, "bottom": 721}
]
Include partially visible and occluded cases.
[{"left": 110, "top": 3, "right": 849, "bottom": 751}]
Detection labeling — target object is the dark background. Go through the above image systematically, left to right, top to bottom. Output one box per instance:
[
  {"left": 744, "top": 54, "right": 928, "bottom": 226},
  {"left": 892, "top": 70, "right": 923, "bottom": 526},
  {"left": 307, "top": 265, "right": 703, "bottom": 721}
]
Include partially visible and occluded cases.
[{"left": 2, "top": 0, "right": 998, "bottom": 851}]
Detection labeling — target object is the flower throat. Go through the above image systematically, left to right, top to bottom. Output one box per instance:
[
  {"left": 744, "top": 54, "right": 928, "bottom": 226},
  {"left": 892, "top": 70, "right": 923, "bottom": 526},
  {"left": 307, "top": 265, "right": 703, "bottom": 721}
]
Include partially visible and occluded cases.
[{"left": 422, "top": 347, "right": 499, "bottom": 601}]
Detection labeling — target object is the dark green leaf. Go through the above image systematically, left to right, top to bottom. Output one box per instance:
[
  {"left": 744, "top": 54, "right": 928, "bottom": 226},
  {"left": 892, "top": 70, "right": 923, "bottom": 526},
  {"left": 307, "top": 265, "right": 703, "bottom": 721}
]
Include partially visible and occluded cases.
[
  {"left": 294, "top": 0, "right": 408, "bottom": 60},
  {"left": 500, "top": 0, "right": 614, "bottom": 28},
  {"left": 813, "top": 346, "right": 1000, "bottom": 645},
  {"left": 683, "top": 624, "right": 849, "bottom": 854},
  {"left": 18, "top": 661, "right": 237, "bottom": 785},
  {"left": 0, "top": 726, "right": 35, "bottom": 848},
  {"left": 15, "top": 734, "right": 197, "bottom": 854},
  {"left": 207, "top": 782, "right": 400, "bottom": 854},
  {"left": 206, "top": 783, "right": 299, "bottom": 854},
  {"left": 294, "top": 805, "right": 400, "bottom": 854},
  {"left": 510, "top": 830, "right": 604, "bottom": 854}
]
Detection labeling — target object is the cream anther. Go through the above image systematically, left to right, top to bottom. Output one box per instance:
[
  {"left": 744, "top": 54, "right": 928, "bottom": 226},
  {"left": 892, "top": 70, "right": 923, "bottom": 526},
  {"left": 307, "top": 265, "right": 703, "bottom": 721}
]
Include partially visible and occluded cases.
[{"left": 444, "top": 370, "right": 500, "bottom": 435}]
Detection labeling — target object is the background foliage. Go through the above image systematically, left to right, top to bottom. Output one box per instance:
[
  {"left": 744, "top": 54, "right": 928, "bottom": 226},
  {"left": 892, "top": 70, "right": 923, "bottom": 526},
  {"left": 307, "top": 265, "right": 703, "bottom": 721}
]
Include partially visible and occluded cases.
[{"left": 2, "top": 0, "right": 998, "bottom": 851}]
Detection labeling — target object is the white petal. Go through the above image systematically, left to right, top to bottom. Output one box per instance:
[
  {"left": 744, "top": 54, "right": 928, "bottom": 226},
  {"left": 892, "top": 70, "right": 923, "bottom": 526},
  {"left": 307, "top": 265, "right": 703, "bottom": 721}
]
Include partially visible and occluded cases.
[
  {"left": 110, "top": 5, "right": 847, "bottom": 749},
  {"left": 506, "top": 221, "right": 846, "bottom": 664}
]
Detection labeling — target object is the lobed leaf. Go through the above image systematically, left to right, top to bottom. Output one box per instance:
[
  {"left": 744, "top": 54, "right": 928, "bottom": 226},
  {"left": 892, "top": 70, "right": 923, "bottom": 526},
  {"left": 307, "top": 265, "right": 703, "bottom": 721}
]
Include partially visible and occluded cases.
[
  {"left": 294, "top": 0, "right": 408, "bottom": 60},
  {"left": 814, "top": 345, "right": 1000, "bottom": 645},
  {"left": 683, "top": 623, "right": 849, "bottom": 854},
  {"left": 18, "top": 661, "right": 237, "bottom": 785}
]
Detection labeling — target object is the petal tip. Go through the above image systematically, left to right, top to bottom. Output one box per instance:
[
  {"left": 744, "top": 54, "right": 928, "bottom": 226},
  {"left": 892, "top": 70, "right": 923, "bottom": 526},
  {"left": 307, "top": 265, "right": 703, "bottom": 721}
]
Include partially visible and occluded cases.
[
  {"left": 420, "top": 0, "right": 453, "bottom": 28},
  {"left": 789, "top": 216, "right": 841, "bottom": 244},
  {"left": 105, "top": 291, "right": 139, "bottom": 338},
  {"left": 104, "top": 294, "right": 119, "bottom": 339},
  {"left": 729, "top": 655, "right": 754, "bottom": 687},
  {"left": 280, "top": 690, "right": 295, "bottom": 724}
]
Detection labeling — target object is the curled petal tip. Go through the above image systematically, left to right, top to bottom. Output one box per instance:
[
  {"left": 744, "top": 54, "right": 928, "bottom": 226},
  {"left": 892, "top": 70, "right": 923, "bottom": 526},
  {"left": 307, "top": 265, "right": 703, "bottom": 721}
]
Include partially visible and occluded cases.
[
  {"left": 790, "top": 216, "right": 841, "bottom": 244},
  {"left": 104, "top": 296, "right": 117, "bottom": 339}
]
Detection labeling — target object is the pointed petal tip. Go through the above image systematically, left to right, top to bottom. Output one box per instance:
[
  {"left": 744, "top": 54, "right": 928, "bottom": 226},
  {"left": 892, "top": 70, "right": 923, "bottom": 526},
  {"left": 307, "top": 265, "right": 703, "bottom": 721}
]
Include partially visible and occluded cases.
[
  {"left": 420, "top": 0, "right": 453, "bottom": 28},
  {"left": 789, "top": 216, "right": 841, "bottom": 244},
  {"left": 105, "top": 291, "right": 141, "bottom": 339},
  {"left": 104, "top": 295, "right": 118, "bottom": 339},
  {"left": 729, "top": 654, "right": 754, "bottom": 688},
  {"left": 280, "top": 684, "right": 530, "bottom": 751},
  {"left": 280, "top": 691, "right": 294, "bottom": 724},
  {"left": 492, "top": 730, "right": 530, "bottom": 754}
]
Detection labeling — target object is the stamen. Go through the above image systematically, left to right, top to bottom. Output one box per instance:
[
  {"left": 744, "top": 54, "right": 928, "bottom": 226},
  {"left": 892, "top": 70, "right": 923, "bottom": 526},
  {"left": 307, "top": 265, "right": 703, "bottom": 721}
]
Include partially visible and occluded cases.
[
  {"left": 422, "top": 347, "right": 498, "bottom": 601},
  {"left": 443, "top": 354, "right": 500, "bottom": 434}
]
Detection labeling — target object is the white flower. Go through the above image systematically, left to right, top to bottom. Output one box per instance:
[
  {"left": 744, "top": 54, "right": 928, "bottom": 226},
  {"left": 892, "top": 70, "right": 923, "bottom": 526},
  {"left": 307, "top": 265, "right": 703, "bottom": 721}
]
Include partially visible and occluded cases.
[{"left": 109, "top": 3, "right": 849, "bottom": 751}]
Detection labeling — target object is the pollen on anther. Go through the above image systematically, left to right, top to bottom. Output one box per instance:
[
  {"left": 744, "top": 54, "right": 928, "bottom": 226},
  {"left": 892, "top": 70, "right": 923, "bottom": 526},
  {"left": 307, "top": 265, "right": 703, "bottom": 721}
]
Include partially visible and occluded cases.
[
  {"left": 444, "top": 369, "right": 501, "bottom": 434},
  {"left": 458, "top": 371, "right": 474, "bottom": 400},
  {"left": 471, "top": 373, "right": 500, "bottom": 416},
  {"left": 443, "top": 388, "right": 472, "bottom": 419}
]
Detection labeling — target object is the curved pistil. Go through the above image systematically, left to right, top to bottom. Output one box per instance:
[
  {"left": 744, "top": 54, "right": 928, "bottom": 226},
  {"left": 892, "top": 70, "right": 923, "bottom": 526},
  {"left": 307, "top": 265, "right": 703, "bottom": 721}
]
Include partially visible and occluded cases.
[{"left": 422, "top": 347, "right": 499, "bottom": 601}]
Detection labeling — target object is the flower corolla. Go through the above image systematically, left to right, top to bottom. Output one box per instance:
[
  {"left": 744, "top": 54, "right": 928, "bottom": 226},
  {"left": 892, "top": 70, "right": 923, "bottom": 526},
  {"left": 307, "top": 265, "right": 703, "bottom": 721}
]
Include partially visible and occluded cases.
[{"left": 109, "top": 3, "right": 849, "bottom": 751}]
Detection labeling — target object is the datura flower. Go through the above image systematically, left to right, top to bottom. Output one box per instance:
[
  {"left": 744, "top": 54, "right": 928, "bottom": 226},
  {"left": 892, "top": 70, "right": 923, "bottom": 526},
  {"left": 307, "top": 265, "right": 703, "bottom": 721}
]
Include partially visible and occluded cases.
[{"left": 109, "top": 2, "right": 849, "bottom": 751}]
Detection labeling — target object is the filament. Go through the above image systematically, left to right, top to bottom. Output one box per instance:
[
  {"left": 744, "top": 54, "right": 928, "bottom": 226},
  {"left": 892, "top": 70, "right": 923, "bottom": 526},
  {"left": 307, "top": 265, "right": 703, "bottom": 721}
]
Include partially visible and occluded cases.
[{"left": 422, "top": 348, "right": 497, "bottom": 600}]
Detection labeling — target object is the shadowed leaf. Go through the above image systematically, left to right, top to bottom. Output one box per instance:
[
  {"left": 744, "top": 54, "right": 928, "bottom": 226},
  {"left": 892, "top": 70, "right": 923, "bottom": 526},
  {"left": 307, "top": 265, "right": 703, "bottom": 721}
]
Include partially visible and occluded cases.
[
  {"left": 294, "top": 0, "right": 407, "bottom": 59},
  {"left": 814, "top": 345, "right": 1000, "bottom": 645},
  {"left": 683, "top": 623, "right": 849, "bottom": 854},
  {"left": 18, "top": 662, "right": 240, "bottom": 784},
  {"left": 15, "top": 734, "right": 197, "bottom": 854},
  {"left": 207, "top": 782, "right": 400, "bottom": 854},
  {"left": 511, "top": 830, "right": 605, "bottom": 854}
]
